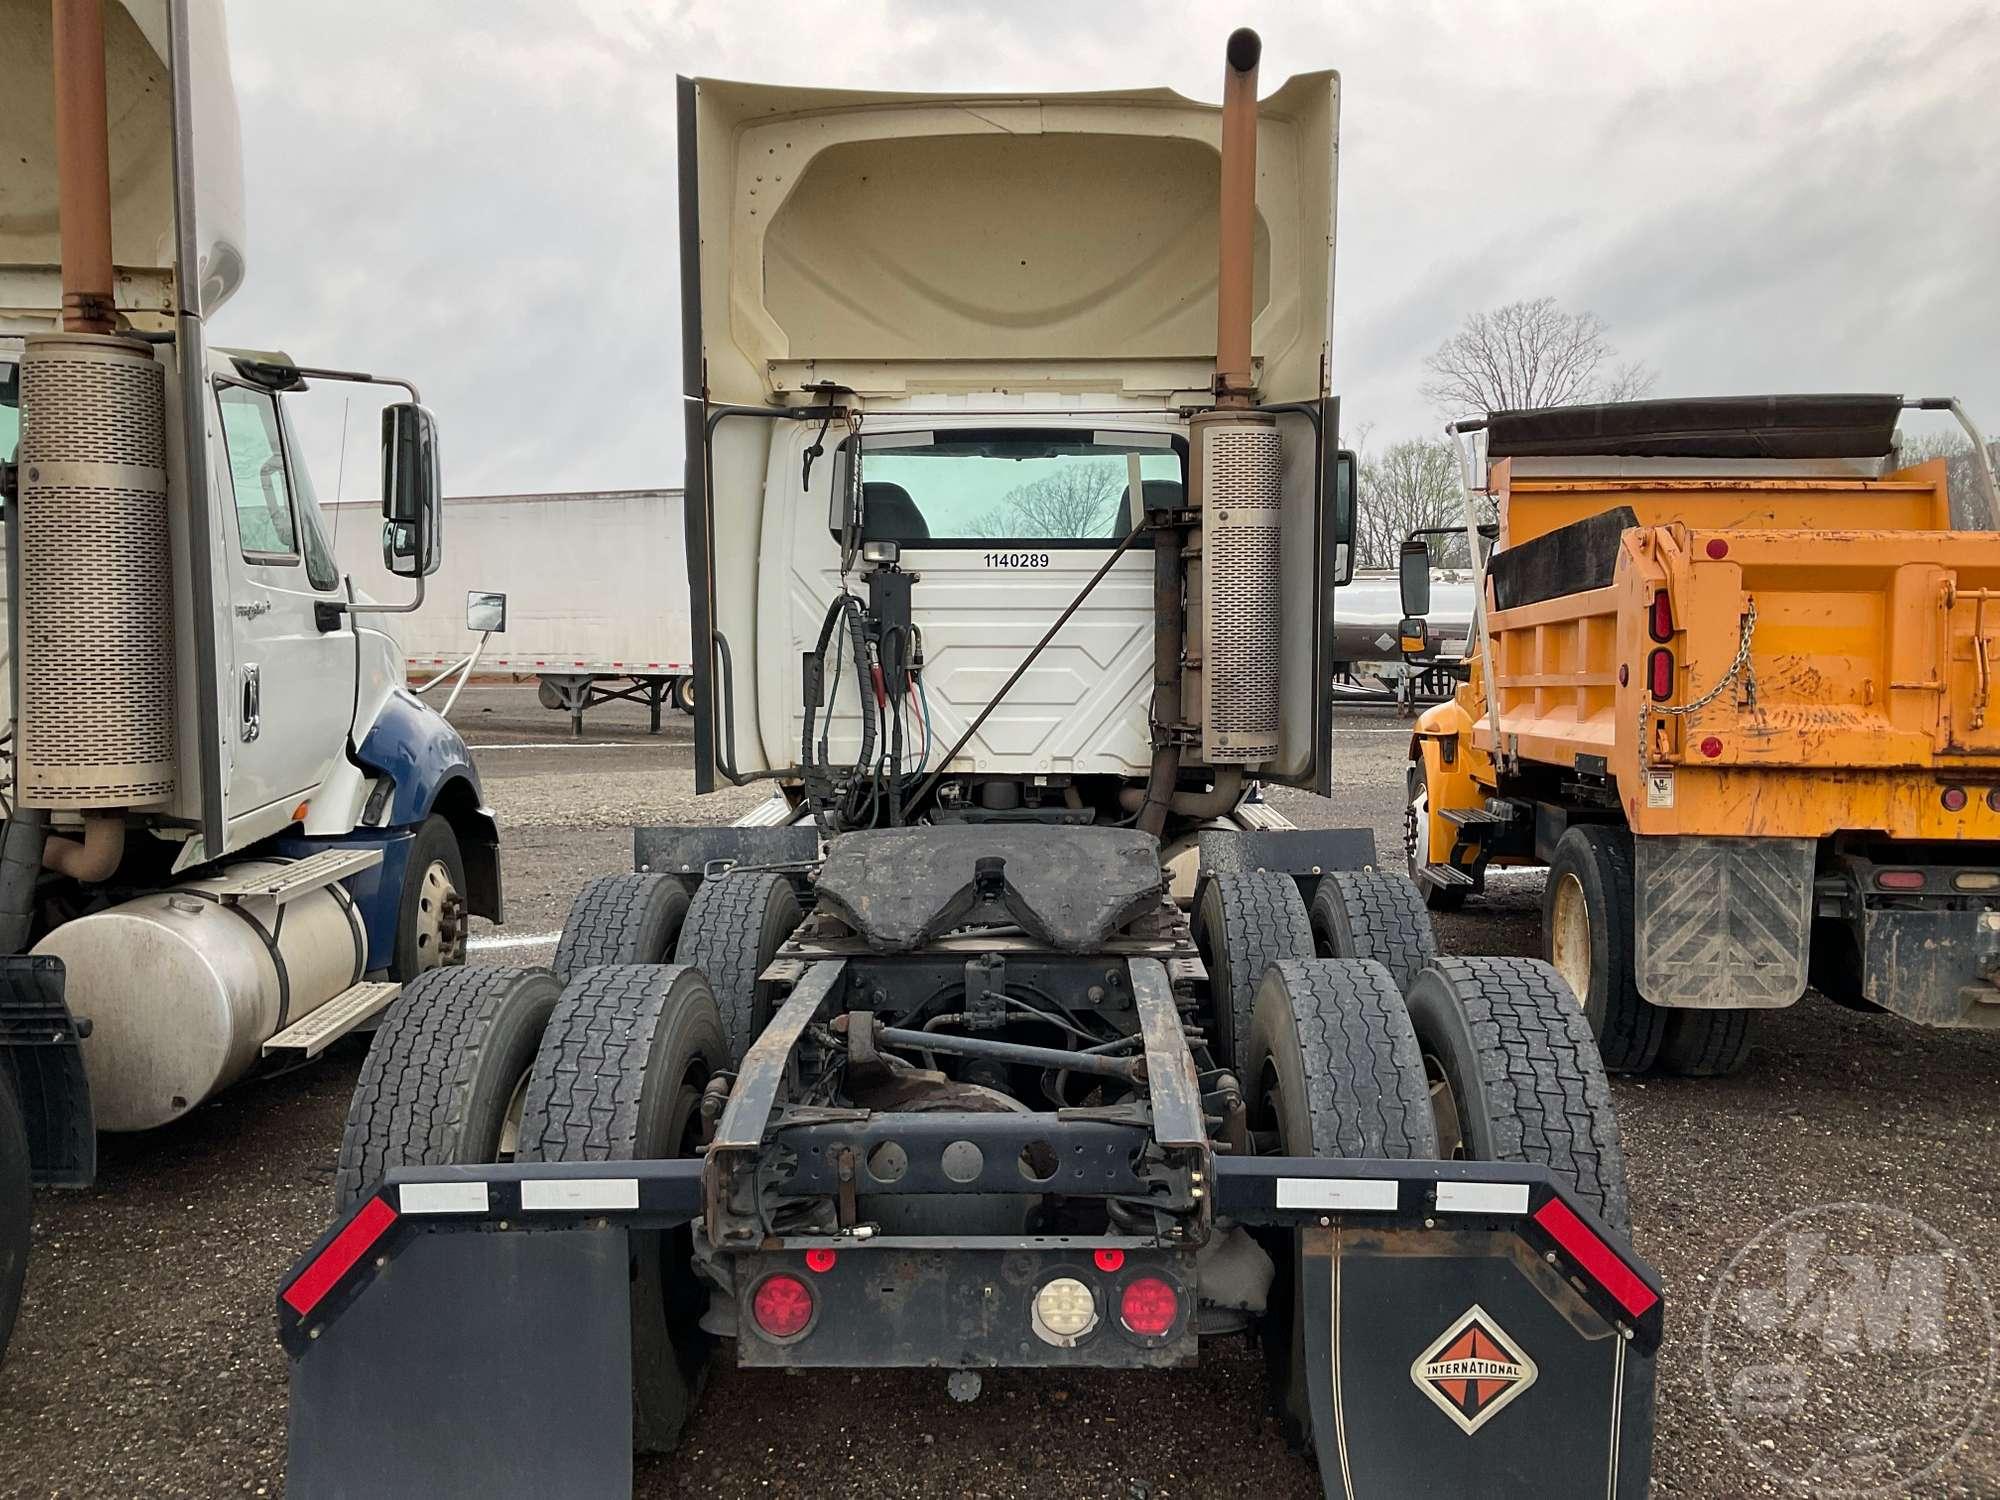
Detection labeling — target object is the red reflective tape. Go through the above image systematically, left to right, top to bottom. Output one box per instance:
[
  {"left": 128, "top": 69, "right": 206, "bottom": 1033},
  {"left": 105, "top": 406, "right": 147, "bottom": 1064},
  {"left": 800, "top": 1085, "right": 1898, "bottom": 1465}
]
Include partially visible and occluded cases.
[
  {"left": 282, "top": 1197, "right": 398, "bottom": 1317},
  {"left": 1533, "top": 1197, "right": 1657, "bottom": 1319}
]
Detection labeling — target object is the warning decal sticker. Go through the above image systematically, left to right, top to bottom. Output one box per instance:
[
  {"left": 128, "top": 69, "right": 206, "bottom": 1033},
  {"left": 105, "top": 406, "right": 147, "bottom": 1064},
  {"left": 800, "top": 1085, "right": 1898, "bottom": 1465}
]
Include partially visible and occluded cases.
[{"left": 1410, "top": 1304, "right": 1539, "bottom": 1434}]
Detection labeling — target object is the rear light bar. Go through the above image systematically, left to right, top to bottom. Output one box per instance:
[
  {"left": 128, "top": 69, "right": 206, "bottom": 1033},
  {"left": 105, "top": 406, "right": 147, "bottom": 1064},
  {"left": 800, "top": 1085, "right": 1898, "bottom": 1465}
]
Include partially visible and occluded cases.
[
  {"left": 282, "top": 1197, "right": 398, "bottom": 1318},
  {"left": 1532, "top": 1197, "right": 1658, "bottom": 1320}
]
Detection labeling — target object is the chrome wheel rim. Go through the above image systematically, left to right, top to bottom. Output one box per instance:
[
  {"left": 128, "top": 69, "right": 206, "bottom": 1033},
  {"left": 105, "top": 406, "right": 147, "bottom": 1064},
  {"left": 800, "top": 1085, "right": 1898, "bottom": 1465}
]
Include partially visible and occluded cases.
[
  {"left": 415, "top": 858, "right": 468, "bottom": 969},
  {"left": 1423, "top": 1051, "right": 1465, "bottom": 1159},
  {"left": 497, "top": 1068, "right": 532, "bottom": 1160}
]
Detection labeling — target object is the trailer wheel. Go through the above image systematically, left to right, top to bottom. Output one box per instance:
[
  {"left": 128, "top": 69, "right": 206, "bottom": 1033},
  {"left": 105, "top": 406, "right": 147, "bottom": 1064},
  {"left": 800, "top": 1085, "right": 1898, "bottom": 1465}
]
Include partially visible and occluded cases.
[
  {"left": 672, "top": 676, "right": 695, "bottom": 715},
  {"left": 1404, "top": 758, "right": 1468, "bottom": 911},
  {"left": 390, "top": 814, "right": 468, "bottom": 980},
  {"left": 1542, "top": 826, "right": 1666, "bottom": 1073},
  {"left": 1194, "top": 871, "right": 1316, "bottom": 1072},
  {"left": 1309, "top": 871, "right": 1438, "bottom": 992},
  {"left": 675, "top": 873, "right": 802, "bottom": 1062},
  {"left": 553, "top": 874, "right": 691, "bottom": 982},
  {"left": 1405, "top": 956, "right": 1631, "bottom": 1235},
  {"left": 1249, "top": 958, "right": 1436, "bottom": 1447},
  {"left": 516, "top": 964, "right": 728, "bottom": 1456},
  {"left": 333, "top": 966, "right": 562, "bottom": 1213},
  {"left": 1656, "top": 1008, "right": 1756, "bottom": 1077},
  {"left": 0, "top": 1066, "right": 31, "bottom": 1367}
]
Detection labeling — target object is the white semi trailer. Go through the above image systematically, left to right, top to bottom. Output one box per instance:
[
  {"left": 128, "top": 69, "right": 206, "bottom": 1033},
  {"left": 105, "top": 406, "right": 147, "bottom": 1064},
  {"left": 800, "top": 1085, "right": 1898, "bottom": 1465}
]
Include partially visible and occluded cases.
[
  {"left": 0, "top": 0, "right": 498, "bottom": 1363},
  {"left": 330, "top": 487, "right": 695, "bottom": 734}
]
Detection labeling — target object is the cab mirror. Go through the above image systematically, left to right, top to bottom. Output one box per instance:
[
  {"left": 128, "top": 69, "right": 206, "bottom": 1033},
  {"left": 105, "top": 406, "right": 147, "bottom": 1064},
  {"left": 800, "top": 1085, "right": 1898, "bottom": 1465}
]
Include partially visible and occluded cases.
[
  {"left": 381, "top": 402, "right": 442, "bottom": 578},
  {"left": 1331, "top": 448, "right": 1357, "bottom": 586},
  {"left": 1399, "top": 538, "right": 1433, "bottom": 618},
  {"left": 466, "top": 590, "right": 507, "bottom": 633}
]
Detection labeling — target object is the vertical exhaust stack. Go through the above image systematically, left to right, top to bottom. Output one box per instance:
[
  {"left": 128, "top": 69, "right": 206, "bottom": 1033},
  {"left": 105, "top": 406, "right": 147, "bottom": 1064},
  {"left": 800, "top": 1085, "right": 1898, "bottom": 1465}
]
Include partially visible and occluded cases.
[
  {"left": 14, "top": 0, "right": 176, "bottom": 841},
  {"left": 1189, "top": 27, "right": 1282, "bottom": 771}
]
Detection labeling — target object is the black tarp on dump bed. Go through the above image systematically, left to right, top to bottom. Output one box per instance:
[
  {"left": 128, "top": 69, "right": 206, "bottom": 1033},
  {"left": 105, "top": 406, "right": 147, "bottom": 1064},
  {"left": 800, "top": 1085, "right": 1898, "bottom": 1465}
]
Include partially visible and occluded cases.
[{"left": 1485, "top": 394, "right": 1902, "bottom": 460}]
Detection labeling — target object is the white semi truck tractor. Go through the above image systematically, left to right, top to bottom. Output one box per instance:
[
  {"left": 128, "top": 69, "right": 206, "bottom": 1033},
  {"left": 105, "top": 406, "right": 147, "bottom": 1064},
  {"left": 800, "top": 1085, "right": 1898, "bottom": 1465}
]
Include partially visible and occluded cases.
[{"left": 0, "top": 0, "right": 500, "bottom": 1361}]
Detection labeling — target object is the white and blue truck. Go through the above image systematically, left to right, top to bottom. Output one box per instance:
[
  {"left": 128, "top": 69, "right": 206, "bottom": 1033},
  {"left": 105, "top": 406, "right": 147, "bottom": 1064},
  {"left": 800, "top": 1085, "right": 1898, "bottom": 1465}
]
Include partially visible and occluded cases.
[{"left": 0, "top": 0, "right": 500, "bottom": 1361}]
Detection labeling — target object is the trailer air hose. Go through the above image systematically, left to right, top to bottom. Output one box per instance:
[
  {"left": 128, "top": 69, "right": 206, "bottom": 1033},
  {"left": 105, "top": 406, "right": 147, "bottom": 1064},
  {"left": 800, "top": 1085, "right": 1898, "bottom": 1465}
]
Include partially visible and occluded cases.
[{"left": 801, "top": 592, "right": 878, "bottom": 831}]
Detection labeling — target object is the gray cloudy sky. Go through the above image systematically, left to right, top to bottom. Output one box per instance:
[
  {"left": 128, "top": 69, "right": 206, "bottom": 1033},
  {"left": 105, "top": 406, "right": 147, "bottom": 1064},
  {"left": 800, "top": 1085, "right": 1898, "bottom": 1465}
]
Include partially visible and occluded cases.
[{"left": 209, "top": 0, "right": 2000, "bottom": 499}]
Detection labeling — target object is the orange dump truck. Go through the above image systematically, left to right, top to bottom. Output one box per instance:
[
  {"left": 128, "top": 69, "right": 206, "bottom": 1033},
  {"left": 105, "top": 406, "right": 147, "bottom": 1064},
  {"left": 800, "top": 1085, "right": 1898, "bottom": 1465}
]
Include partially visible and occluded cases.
[{"left": 1400, "top": 394, "right": 2000, "bottom": 1076}]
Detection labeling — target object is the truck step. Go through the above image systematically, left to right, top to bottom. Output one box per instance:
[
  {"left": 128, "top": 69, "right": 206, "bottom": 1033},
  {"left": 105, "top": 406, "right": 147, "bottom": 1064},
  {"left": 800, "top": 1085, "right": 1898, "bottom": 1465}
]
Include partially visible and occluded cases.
[
  {"left": 1231, "top": 800, "right": 1297, "bottom": 832},
  {"left": 1441, "top": 808, "right": 1509, "bottom": 828},
  {"left": 211, "top": 847, "right": 384, "bottom": 906},
  {"left": 1422, "top": 862, "right": 1477, "bottom": 887},
  {"left": 263, "top": 981, "right": 401, "bottom": 1061}
]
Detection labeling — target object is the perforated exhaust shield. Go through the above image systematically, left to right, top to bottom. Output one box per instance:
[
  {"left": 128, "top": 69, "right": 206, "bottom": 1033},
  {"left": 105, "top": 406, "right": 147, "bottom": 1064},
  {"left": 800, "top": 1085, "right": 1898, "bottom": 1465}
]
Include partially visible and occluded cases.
[
  {"left": 16, "top": 333, "right": 176, "bottom": 809},
  {"left": 1195, "top": 412, "right": 1282, "bottom": 765}
]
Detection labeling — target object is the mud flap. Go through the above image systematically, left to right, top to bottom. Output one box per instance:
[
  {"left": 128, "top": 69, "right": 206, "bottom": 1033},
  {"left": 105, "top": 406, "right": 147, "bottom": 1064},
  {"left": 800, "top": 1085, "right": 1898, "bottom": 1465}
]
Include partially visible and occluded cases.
[
  {"left": 1633, "top": 834, "right": 1812, "bottom": 1008},
  {"left": 0, "top": 954, "right": 93, "bottom": 1186},
  {"left": 1302, "top": 1226, "right": 1654, "bottom": 1497},
  {"left": 286, "top": 1227, "right": 632, "bottom": 1499}
]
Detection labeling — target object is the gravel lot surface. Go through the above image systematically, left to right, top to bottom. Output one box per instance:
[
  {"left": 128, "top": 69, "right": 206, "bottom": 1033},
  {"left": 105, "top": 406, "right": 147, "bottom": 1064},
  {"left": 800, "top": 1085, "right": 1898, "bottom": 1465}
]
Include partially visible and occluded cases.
[{"left": 3, "top": 683, "right": 1998, "bottom": 1497}]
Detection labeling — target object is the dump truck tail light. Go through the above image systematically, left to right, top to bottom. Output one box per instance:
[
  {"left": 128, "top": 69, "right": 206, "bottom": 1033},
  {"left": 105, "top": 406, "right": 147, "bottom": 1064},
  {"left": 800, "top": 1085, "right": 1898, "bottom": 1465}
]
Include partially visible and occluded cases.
[
  {"left": 1648, "top": 589, "right": 1673, "bottom": 643},
  {"left": 1647, "top": 649, "right": 1674, "bottom": 700},
  {"left": 1942, "top": 786, "right": 1968, "bottom": 812},
  {"left": 1877, "top": 870, "right": 1926, "bottom": 891},
  {"left": 1955, "top": 872, "right": 2000, "bottom": 891},
  {"left": 1533, "top": 1197, "right": 1658, "bottom": 1320},
  {"left": 751, "top": 1274, "right": 816, "bottom": 1339},
  {"left": 1119, "top": 1276, "right": 1180, "bottom": 1337}
]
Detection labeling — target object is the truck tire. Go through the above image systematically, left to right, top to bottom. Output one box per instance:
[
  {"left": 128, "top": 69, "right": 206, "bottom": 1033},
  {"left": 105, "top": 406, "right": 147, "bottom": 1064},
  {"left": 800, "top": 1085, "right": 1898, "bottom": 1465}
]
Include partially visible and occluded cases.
[
  {"left": 672, "top": 676, "right": 696, "bottom": 715},
  {"left": 1404, "top": 758, "right": 1468, "bottom": 911},
  {"left": 390, "top": 814, "right": 468, "bottom": 980},
  {"left": 1542, "top": 826, "right": 1666, "bottom": 1073},
  {"left": 1309, "top": 870, "right": 1438, "bottom": 992},
  {"left": 1194, "top": 871, "right": 1316, "bottom": 1072},
  {"left": 675, "top": 873, "right": 801, "bottom": 1062},
  {"left": 553, "top": 874, "right": 691, "bottom": 982},
  {"left": 1405, "top": 956, "right": 1631, "bottom": 1236},
  {"left": 1249, "top": 958, "right": 1436, "bottom": 1448},
  {"left": 516, "top": 965, "right": 728, "bottom": 1455},
  {"left": 333, "top": 966, "right": 561, "bottom": 1213},
  {"left": 1657, "top": 1008, "right": 1756, "bottom": 1077},
  {"left": 0, "top": 1067, "right": 31, "bottom": 1368}
]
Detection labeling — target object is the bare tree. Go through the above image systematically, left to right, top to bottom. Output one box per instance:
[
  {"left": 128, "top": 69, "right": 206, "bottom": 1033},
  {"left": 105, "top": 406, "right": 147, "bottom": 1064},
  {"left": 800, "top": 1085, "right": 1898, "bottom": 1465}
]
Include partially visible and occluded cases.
[
  {"left": 1421, "top": 297, "right": 1656, "bottom": 418},
  {"left": 1895, "top": 430, "right": 2000, "bottom": 530},
  {"left": 1354, "top": 437, "right": 1466, "bottom": 569},
  {"left": 973, "top": 464, "right": 1126, "bottom": 539}
]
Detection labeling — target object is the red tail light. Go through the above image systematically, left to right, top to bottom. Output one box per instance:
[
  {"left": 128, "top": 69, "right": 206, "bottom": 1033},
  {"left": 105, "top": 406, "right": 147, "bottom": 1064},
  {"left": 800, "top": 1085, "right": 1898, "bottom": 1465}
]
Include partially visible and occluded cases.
[
  {"left": 1648, "top": 589, "right": 1674, "bottom": 643},
  {"left": 1648, "top": 648, "right": 1674, "bottom": 701},
  {"left": 1942, "top": 786, "right": 1968, "bottom": 812},
  {"left": 1877, "top": 870, "right": 1926, "bottom": 891},
  {"left": 751, "top": 1274, "right": 815, "bottom": 1339},
  {"left": 1118, "top": 1276, "right": 1180, "bottom": 1337}
]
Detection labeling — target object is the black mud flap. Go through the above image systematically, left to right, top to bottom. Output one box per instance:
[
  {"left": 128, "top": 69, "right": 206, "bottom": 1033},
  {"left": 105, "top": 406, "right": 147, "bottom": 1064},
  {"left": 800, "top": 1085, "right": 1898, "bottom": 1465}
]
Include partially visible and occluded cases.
[
  {"left": 0, "top": 953, "right": 94, "bottom": 1186},
  {"left": 285, "top": 1220, "right": 633, "bottom": 1500},
  {"left": 1301, "top": 1225, "right": 1654, "bottom": 1497}
]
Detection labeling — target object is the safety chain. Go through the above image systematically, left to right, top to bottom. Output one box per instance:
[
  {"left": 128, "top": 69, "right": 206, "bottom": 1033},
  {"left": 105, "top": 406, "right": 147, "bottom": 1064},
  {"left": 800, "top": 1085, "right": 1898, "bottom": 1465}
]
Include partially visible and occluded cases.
[{"left": 1637, "top": 598, "right": 1758, "bottom": 778}]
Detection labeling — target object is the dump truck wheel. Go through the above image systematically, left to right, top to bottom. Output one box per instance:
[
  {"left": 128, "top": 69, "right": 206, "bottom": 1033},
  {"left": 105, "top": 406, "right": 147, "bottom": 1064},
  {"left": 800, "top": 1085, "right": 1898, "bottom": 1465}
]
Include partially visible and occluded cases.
[
  {"left": 672, "top": 676, "right": 695, "bottom": 714},
  {"left": 1404, "top": 758, "right": 1468, "bottom": 911},
  {"left": 1542, "top": 826, "right": 1666, "bottom": 1073},
  {"left": 1309, "top": 870, "right": 1438, "bottom": 992},
  {"left": 1194, "top": 871, "right": 1316, "bottom": 1072},
  {"left": 675, "top": 872, "right": 802, "bottom": 1062},
  {"left": 554, "top": 874, "right": 691, "bottom": 982},
  {"left": 1405, "top": 956, "right": 1631, "bottom": 1236},
  {"left": 1249, "top": 958, "right": 1436, "bottom": 1448},
  {"left": 516, "top": 964, "right": 727, "bottom": 1456},
  {"left": 333, "top": 966, "right": 562, "bottom": 1213},
  {"left": 1656, "top": 1008, "right": 1756, "bottom": 1077},
  {"left": 0, "top": 1066, "right": 31, "bottom": 1367}
]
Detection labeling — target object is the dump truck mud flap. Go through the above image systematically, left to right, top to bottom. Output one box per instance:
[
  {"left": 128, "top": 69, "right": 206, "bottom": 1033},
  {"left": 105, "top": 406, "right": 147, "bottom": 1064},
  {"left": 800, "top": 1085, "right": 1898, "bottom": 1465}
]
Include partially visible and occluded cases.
[
  {"left": 1634, "top": 834, "right": 1812, "bottom": 1008},
  {"left": 280, "top": 1159, "right": 1657, "bottom": 1499}
]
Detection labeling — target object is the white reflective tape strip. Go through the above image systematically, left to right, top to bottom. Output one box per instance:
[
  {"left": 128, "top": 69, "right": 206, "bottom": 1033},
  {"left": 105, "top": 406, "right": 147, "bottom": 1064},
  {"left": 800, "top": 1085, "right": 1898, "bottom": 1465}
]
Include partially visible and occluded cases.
[
  {"left": 1274, "top": 1177, "right": 1400, "bottom": 1212},
  {"left": 520, "top": 1178, "right": 640, "bottom": 1212},
  {"left": 398, "top": 1180, "right": 490, "bottom": 1215},
  {"left": 1435, "top": 1180, "right": 1531, "bottom": 1215}
]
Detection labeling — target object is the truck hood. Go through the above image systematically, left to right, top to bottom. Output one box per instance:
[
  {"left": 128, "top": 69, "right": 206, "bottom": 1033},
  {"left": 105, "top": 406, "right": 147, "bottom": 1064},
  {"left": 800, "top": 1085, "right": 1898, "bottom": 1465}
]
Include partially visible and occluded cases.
[
  {"left": 0, "top": 0, "right": 243, "bottom": 333},
  {"left": 683, "top": 72, "right": 1337, "bottom": 404}
]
